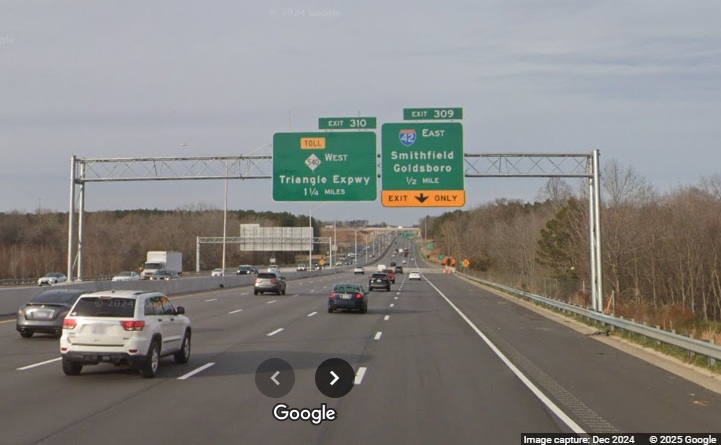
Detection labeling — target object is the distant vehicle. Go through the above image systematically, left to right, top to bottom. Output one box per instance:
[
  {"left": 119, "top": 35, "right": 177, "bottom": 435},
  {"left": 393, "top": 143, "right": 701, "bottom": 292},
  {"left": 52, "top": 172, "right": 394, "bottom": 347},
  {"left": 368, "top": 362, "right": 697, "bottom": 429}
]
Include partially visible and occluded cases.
[
  {"left": 141, "top": 251, "right": 182, "bottom": 279},
  {"left": 402, "top": 259, "right": 407, "bottom": 264},
  {"left": 390, "top": 262, "right": 397, "bottom": 267},
  {"left": 297, "top": 264, "right": 308, "bottom": 272},
  {"left": 377, "top": 264, "right": 386, "bottom": 272},
  {"left": 237, "top": 265, "right": 258, "bottom": 275},
  {"left": 267, "top": 265, "right": 280, "bottom": 273},
  {"left": 353, "top": 266, "right": 364, "bottom": 275},
  {"left": 394, "top": 266, "right": 404, "bottom": 274},
  {"left": 211, "top": 268, "right": 223, "bottom": 277},
  {"left": 148, "top": 269, "right": 179, "bottom": 280},
  {"left": 383, "top": 269, "right": 396, "bottom": 284},
  {"left": 112, "top": 271, "right": 141, "bottom": 282},
  {"left": 408, "top": 271, "right": 422, "bottom": 281},
  {"left": 254, "top": 272, "right": 286, "bottom": 295},
  {"left": 38, "top": 273, "right": 67, "bottom": 286},
  {"left": 368, "top": 273, "right": 391, "bottom": 292},
  {"left": 328, "top": 283, "right": 368, "bottom": 313},
  {"left": 17, "top": 289, "right": 85, "bottom": 338},
  {"left": 60, "top": 290, "right": 191, "bottom": 378}
]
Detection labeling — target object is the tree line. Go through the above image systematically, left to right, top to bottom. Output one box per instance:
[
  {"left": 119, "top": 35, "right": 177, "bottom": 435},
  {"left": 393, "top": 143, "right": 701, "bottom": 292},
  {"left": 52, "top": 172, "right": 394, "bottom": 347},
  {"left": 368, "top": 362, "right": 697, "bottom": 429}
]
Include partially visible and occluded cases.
[
  {"left": 426, "top": 160, "right": 721, "bottom": 328},
  {"left": 0, "top": 207, "right": 324, "bottom": 278}
]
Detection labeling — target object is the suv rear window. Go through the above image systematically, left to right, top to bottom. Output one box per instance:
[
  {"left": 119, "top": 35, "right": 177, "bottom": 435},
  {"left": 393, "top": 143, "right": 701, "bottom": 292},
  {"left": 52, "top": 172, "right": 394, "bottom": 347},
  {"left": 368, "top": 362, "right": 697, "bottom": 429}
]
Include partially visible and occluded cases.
[
  {"left": 257, "top": 273, "right": 278, "bottom": 279},
  {"left": 371, "top": 273, "right": 388, "bottom": 279},
  {"left": 71, "top": 297, "right": 136, "bottom": 317}
]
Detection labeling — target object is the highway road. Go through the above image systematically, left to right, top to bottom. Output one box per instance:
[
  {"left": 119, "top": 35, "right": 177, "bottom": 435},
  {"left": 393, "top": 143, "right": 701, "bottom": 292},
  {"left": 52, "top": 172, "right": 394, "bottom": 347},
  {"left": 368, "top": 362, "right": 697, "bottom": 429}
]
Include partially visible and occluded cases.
[{"left": 1, "top": 245, "right": 720, "bottom": 444}]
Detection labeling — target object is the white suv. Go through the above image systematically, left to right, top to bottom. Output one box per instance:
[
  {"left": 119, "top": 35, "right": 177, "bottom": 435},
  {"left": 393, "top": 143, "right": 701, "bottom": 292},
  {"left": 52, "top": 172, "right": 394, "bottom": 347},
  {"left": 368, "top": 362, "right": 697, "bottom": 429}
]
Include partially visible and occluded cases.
[{"left": 59, "top": 290, "right": 191, "bottom": 378}]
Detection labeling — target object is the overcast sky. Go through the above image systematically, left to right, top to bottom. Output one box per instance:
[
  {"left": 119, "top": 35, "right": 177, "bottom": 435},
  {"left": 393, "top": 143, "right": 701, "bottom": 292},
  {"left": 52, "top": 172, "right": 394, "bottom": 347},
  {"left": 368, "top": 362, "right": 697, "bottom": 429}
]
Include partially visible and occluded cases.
[{"left": 2, "top": 1, "right": 720, "bottom": 226}]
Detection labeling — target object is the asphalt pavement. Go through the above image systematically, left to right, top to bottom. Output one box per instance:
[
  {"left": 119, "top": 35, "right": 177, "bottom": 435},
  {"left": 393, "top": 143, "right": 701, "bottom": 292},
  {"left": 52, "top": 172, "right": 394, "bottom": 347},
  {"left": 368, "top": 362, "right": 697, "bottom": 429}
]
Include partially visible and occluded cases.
[{"left": 1, "top": 248, "right": 720, "bottom": 445}]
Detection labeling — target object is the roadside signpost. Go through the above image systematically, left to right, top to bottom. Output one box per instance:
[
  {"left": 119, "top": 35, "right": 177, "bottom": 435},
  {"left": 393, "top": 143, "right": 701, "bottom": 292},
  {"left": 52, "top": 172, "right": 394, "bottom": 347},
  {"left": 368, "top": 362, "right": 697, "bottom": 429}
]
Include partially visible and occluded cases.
[
  {"left": 381, "top": 108, "right": 465, "bottom": 207},
  {"left": 273, "top": 132, "right": 377, "bottom": 201}
]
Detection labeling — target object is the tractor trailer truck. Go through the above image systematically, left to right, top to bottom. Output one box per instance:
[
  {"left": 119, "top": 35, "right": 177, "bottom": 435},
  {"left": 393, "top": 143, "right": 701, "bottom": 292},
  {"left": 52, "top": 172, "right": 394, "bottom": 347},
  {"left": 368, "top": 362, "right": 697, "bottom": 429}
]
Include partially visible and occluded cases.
[{"left": 141, "top": 251, "right": 183, "bottom": 279}]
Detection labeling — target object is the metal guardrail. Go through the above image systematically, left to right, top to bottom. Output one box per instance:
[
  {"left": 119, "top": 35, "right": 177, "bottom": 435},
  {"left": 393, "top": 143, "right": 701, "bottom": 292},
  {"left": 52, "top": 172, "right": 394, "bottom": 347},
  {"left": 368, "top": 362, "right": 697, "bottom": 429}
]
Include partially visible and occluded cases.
[{"left": 458, "top": 272, "right": 721, "bottom": 363}]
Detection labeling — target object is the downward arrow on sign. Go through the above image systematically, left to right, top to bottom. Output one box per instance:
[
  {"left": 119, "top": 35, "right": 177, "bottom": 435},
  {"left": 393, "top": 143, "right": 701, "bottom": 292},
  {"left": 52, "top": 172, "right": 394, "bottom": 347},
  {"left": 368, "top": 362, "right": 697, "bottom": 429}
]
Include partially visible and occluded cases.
[{"left": 415, "top": 193, "right": 429, "bottom": 203}]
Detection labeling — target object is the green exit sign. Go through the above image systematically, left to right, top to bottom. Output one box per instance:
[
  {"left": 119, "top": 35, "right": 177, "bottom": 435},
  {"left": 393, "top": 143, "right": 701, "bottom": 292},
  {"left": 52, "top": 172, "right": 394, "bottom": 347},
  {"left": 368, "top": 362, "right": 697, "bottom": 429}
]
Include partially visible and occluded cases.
[
  {"left": 403, "top": 108, "right": 463, "bottom": 120},
  {"left": 319, "top": 117, "right": 377, "bottom": 130},
  {"left": 273, "top": 132, "right": 377, "bottom": 201}
]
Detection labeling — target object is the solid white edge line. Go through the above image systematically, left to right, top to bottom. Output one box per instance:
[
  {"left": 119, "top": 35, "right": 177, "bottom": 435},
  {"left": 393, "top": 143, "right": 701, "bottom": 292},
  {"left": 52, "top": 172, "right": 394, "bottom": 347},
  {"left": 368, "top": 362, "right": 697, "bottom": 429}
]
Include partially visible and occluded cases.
[
  {"left": 424, "top": 277, "right": 586, "bottom": 435},
  {"left": 228, "top": 309, "right": 243, "bottom": 314},
  {"left": 308, "top": 311, "right": 318, "bottom": 317},
  {"left": 384, "top": 315, "right": 390, "bottom": 321},
  {"left": 267, "top": 328, "right": 284, "bottom": 337},
  {"left": 374, "top": 331, "right": 382, "bottom": 340},
  {"left": 17, "top": 357, "right": 62, "bottom": 371},
  {"left": 177, "top": 362, "right": 215, "bottom": 380},
  {"left": 354, "top": 366, "right": 367, "bottom": 384}
]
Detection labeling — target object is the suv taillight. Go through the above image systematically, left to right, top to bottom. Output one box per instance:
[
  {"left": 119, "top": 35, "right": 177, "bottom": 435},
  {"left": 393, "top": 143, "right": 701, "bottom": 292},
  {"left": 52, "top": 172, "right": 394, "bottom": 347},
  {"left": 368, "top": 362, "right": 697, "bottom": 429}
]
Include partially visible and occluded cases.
[
  {"left": 271, "top": 278, "right": 278, "bottom": 284},
  {"left": 330, "top": 292, "right": 337, "bottom": 299},
  {"left": 356, "top": 293, "right": 363, "bottom": 299},
  {"left": 63, "top": 318, "right": 77, "bottom": 329},
  {"left": 120, "top": 320, "right": 145, "bottom": 331}
]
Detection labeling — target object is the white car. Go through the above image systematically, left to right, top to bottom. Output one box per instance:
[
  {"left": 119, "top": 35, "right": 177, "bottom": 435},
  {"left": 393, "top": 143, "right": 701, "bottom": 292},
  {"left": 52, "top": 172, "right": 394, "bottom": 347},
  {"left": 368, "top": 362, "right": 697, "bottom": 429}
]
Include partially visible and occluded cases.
[
  {"left": 267, "top": 265, "right": 280, "bottom": 273},
  {"left": 353, "top": 266, "right": 364, "bottom": 275},
  {"left": 211, "top": 268, "right": 223, "bottom": 277},
  {"left": 112, "top": 271, "right": 141, "bottom": 281},
  {"left": 408, "top": 271, "right": 422, "bottom": 281},
  {"left": 38, "top": 273, "right": 67, "bottom": 286},
  {"left": 60, "top": 290, "right": 191, "bottom": 378}
]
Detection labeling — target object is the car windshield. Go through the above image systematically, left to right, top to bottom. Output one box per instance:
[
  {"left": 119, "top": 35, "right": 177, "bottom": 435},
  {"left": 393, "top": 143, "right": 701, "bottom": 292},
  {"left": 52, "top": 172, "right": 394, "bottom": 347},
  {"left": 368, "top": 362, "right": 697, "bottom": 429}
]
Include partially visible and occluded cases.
[{"left": 71, "top": 297, "right": 136, "bottom": 317}]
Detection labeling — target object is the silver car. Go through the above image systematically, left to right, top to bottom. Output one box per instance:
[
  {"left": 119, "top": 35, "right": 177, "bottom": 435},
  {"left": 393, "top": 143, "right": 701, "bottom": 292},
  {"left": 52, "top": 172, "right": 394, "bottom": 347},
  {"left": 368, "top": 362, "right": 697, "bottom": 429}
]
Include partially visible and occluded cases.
[
  {"left": 38, "top": 272, "right": 68, "bottom": 286},
  {"left": 254, "top": 272, "right": 286, "bottom": 295},
  {"left": 17, "top": 289, "right": 85, "bottom": 338}
]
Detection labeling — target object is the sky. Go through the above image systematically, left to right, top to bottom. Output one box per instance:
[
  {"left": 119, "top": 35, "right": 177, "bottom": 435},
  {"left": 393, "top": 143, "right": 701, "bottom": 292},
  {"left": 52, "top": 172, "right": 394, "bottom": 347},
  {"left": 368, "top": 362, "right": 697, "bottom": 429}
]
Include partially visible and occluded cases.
[{"left": 2, "top": 1, "right": 720, "bottom": 227}]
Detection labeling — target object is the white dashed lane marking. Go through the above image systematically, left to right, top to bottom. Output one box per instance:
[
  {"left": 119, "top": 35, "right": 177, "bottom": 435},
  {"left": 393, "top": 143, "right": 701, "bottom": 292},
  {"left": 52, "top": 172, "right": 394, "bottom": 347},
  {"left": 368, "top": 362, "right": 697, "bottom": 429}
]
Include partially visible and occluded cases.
[
  {"left": 228, "top": 309, "right": 243, "bottom": 314},
  {"left": 267, "top": 328, "right": 284, "bottom": 337},
  {"left": 374, "top": 332, "right": 382, "bottom": 340},
  {"left": 17, "top": 357, "right": 61, "bottom": 371},
  {"left": 178, "top": 362, "right": 215, "bottom": 380},
  {"left": 354, "top": 367, "right": 367, "bottom": 384}
]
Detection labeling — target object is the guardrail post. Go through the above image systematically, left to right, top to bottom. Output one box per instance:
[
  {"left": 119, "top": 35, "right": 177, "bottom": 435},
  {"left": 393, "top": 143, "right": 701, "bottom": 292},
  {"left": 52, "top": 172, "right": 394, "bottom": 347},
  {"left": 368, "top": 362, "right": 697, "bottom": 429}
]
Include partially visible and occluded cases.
[{"left": 708, "top": 339, "right": 716, "bottom": 367}]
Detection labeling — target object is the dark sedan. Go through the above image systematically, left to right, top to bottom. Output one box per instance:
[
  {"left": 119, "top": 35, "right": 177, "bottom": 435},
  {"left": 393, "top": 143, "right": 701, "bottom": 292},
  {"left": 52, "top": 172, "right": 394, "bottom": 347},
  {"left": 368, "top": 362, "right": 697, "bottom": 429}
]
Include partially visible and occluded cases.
[
  {"left": 149, "top": 269, "right": 179, "bottom": 280},
  {"left": 328, "top": 283, "right": 368, "bottom": 313},
  {"left": 17, "top": 289, "right": 86, "bottom": 338}
]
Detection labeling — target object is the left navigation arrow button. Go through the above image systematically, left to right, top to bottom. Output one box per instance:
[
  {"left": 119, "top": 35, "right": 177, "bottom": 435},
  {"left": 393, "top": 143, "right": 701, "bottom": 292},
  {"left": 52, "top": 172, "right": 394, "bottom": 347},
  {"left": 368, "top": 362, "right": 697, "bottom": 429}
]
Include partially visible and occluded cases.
[{"left": 256, "top": 358, "right": 294, "bottom": 398}]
